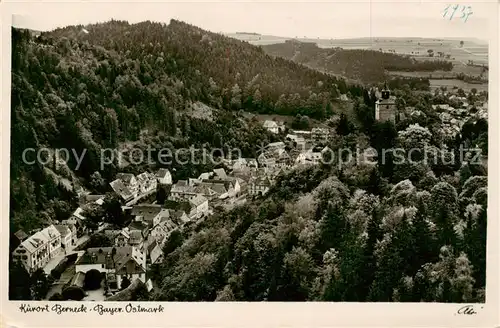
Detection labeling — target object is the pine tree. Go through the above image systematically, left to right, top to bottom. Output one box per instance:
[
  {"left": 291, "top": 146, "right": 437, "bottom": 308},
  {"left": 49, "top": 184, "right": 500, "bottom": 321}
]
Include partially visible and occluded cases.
[
  {"left": 367, "top": 167, "right": 383, "bottom": 196},
  {"left": 318, "top": 203, "right": 348, "bottom": 253},
  {"left": 464, "top": 206, "right": 486, "bottom": 289},
  {"left": 411, "top": 207, "right": 437, "bottom": 273},
  {"left": 435, "top": 207, "right": 456, "bottom": 249},
  {"left": 359, "top": 209, "right": 382, "bottom": 300},
  {"left": 369, "top": 212, "right": 412, "bottom": 301}
]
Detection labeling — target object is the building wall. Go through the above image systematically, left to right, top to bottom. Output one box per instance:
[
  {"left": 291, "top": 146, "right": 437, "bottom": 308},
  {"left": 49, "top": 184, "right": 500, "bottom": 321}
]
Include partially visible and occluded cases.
[
  {"left": 376, "top": 103, "right": 397, "bottom": 122},
  {"left": 267, "top": 127, "right": 279, "bottom": 134},
  {"left": 158, "top": 174, "right": 172, "bottom": 185},
  {"left": 249, "top": 184, "right": 269, "bottom": 196},
  {"left": 198, "top": 201, "right": 209, "bottom": 214},
  {"left": 61, "top": 235, "right": 72, "bottom": 248},
  {"left": 115, "top": 236, "right": 129, "bottom": 247},
  {"left": 48, "top": 237, "right": 62, "bottom": 257},
  {"left": 76, "top": 263, "right": 107, "bottom": 274},
  {"left": 116, "top": 273, "right": 146, "bottom": 289}
]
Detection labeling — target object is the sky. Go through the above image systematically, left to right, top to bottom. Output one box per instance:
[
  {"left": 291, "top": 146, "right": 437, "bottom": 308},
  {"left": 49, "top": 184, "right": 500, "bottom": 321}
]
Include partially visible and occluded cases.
[{"left": 9, "top": 1, "right": 495, "bottom": 41}]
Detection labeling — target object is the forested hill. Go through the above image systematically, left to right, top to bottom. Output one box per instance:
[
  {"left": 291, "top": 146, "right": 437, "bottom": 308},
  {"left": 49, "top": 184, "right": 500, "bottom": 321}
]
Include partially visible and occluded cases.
[
  {"left": 39, "top": 19, "right": 352, "bottom": 118},
  {"left": 263, "top": 40, "right": 453, "bottom": 84}
]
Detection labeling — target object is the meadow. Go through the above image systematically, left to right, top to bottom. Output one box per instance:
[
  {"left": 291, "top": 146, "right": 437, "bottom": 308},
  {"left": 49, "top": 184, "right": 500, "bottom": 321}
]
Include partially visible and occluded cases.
[
  {"left": 228, "top": 34, "right": 488, "bottom": 90},
  {"left": 429, "top": 79, "right": 489, "bottom": 92}
]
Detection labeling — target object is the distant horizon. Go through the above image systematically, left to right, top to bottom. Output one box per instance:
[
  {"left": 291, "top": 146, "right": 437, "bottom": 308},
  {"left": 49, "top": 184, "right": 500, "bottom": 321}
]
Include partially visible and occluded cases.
[
  {"left": 9, "top": 1, "right": 494, "bottom": 42},
  {"left": 13, "top": 17, "right": 490, "bottom": 46},
  {"left": 225, "top": 33, "right": 489, "bottom": 45}
]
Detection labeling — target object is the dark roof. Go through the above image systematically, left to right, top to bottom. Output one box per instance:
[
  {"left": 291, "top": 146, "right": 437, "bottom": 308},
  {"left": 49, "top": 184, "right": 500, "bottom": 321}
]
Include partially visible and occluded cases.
[
  {"left": 378, "top": 96, "right": 397, "bottom": 104},
  {"left": 155, "top": 168, "right": 171, "bottom": 178},
  {"left": 213, "top": 168, "right": 227, "bottom": 180},
  {"left": 116, "top": 173, "right": 135, "bottom": 184},
  {"left": 201, "top": 179, "right": 232, "bottom": 189},
  {"left": 110, "top": 180, "right": 134, "bottom": 201},
  {"left": 189, "top": 194, "right": 208, "bottom": 207},
  {"left": 164, "top": 200, "right": 192, "bottom": 213},
  {"left": 131, "top": 204, "right": 162, "bottom": 223},
  {"left": 131, "top": 204, "right": 162, "bottom": 215},
  {"left": 170, "top": 210, "right": 188, "bottom": 221},
  {"left": 127, "top": 220, "right": 149, "bottom": 232},
  {"left": 54, "top": 225, "right": 71, "bottom": 238},
  {"left": 14, "top": 230, "right": 28, "bottom": 241},
  {"left": 129, "top": 230, "right": 144, "bottom": 244},
  {"left": 147, "top": 240, "right": 158, "bottom": 254},
  {"left": 70, "top": 272, "right": 85, "bottom": 288},
  {"left": 106, "top": 278, "right": 145, "bottom": 301}
]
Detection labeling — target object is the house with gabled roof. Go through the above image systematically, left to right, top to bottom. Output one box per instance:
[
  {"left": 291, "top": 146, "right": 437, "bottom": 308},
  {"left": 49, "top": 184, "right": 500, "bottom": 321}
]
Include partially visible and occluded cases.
[
  {"left": 263, "top": 120, "right": 279, "bottom": 134},
  {"left": 286, "top": 134, "right": 306, "bottom": 149},
  {"left": 257, "top": 153, "right": 276, "bottom": 168},
  {"left": 232, "top": 158, "right": 259, "bottom": 172},
  {"left": 155, "top": 168, "right": 172, "bottom": 185},
  {"left": 213, "top": 168, "right": 228, "bottom": 180},
  {"left": 136, "top": 172, "right": 158, "bottom": 194},
  {"left": 116, "top": 173, "right": 138, "bottom": 194},
  {"left": 248, "top": 176, "right": 272, "bottom": 196},
  {"left": 110, "top": 179, "right": 135, "bottom": 202},
  {"left": 169, "top": 180, "right": 203, "bottom": 202},
  {"left": 188, "top": 194, "right": 209, "bottom": 219},
  {"left": 131, "top": 204, "right": 163, "bottom": 227},
  {"left": 170, "top": 210, "right": 190, "bottom": 225},
  {"left": 127, "top": 220, "right": 150, "bottom": 237},
  {"left": 12, "top": 225, "right": 62, "bottom": 273},
  {"left": 54, "top": 225, "right": 74, "bottom": 249},
  {"left": 114, "top": 229, "right": 131, "bottom": 247},
  {"left": 148, "top": 241, "right": 164, "bottom": 266}
]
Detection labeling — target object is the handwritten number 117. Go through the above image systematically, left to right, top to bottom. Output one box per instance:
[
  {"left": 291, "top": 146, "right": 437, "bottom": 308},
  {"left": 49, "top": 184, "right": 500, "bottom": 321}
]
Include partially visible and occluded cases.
[{"left": 443, "top": 4, "right": 472, "bottom": 22}]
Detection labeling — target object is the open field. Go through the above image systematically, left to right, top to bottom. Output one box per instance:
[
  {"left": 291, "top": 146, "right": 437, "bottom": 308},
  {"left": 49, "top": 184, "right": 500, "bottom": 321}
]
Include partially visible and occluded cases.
[
  {"left": 225, "top": 33, "right": 289, "bottom": 45},
  {"left": 228, "top": 34, "right": 489, "bottom": 81},
  {"left": 318, "top": 38, "right": 489, "bottom": 69},
  {"left": 429, "top": 79, "right": 488, "bottom": 92}
]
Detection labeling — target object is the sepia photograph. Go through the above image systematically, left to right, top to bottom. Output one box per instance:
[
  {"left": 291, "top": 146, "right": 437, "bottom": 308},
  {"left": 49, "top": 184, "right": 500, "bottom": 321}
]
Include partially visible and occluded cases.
[{"left": 3, "top": 0, "right": 496, "bottom": 315}]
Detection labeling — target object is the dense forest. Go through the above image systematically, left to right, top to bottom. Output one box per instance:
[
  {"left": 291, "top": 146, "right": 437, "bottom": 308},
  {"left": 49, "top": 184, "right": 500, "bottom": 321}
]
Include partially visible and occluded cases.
[
  {"left": 10, "top": 19, "right": 487, "bottom": 302},
  {"left": 263, "top": 40, "right": 453, "bottom": 84}
]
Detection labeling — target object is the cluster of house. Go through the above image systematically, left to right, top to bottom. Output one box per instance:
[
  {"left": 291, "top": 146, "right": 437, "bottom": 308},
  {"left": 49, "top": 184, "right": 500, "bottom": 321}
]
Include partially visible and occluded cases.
[
  {"left": 431, "top": 100, "right": 488, "bottom": 139},
  {"left": 431, "top": 104, "right": 466, "bottom": 139},
  {"left": 262, "top": 119, "right": 331, "bottom": 145},
  {"left": 12, "top": 120, "right": 338, "bottom": 293},
  {"left": 259, "top": 120, "right": 338, "bottom": 175},
  {"left": 109, "top": 170, "right": 165, "bottom": 204},
  {"left": 71, "top": 200, "right": 185, "bottom": 291}
]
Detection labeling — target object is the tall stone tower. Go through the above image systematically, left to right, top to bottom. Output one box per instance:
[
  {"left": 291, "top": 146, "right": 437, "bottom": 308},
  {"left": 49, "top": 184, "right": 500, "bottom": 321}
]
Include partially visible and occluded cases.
[{"left": 375, "top": 83, "right": 397, "bottom": 123}]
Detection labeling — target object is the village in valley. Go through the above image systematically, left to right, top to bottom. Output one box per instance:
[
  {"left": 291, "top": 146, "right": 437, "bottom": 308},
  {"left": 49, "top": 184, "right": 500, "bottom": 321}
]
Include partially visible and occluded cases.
[{"left": 10, "top": 77, "right": 488, "bottom": 301}]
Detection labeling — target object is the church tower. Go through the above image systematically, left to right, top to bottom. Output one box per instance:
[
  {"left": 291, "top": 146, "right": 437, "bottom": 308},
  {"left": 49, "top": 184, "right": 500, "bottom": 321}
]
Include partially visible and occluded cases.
[{"left": 375, "top": 83, "right": 397, "bottom": 123}]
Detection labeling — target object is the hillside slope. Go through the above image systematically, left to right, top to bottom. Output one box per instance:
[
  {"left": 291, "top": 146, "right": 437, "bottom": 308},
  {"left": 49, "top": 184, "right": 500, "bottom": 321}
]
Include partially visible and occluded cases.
[
  {"left": 42, "top": 20, "right": 355, "bottom": 118},
  {"left": 263, "top": 40, "right": 453, "bottom": 84}
]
